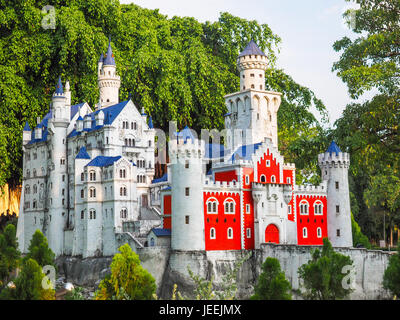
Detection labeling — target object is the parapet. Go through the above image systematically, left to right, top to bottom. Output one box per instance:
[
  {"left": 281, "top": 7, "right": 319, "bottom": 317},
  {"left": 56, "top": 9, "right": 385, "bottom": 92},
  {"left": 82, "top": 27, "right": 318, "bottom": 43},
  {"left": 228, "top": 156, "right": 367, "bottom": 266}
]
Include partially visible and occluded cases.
[
  {"left": 169, "top": 138, "right": 205, "bottom": 160},
  {"left": 318, "top": 152, "right": 350, "bottom": 168},
  {"left": 294, "top": 180, "right": 328, "bottom": 196}
]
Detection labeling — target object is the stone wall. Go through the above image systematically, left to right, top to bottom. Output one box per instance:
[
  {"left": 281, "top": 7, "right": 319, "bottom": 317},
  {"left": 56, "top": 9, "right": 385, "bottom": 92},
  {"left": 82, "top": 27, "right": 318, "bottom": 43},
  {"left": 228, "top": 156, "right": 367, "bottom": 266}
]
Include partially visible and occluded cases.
[{"left": 56, "top": 244, "right": 393, "bottom": 300}]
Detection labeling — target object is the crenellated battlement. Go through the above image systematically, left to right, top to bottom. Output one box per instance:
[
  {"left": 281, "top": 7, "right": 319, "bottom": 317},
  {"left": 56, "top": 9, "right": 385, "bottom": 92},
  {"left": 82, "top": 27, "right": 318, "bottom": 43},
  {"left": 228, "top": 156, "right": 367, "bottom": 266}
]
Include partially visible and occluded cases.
[
  {"left": 169, "top": 139, "right": 205, "bottom": 161},
  {"left": 318, "top": 152, "right": 350, "bottom": 168},
  {"left": 204, "top": 178, "right": 239, "bottom": 190},
  {"left": 294, "top": 180, "right": 328, "bottom": 195}
]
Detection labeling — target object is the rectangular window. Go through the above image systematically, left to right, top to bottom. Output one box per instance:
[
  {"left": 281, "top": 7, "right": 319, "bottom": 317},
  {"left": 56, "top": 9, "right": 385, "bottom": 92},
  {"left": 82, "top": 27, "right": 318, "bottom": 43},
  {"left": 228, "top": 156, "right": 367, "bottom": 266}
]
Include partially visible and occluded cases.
[
  {"left": 266, "top": 160, "right": 270, "bottom": 167},
  {"left": 185, "top": 161, "right": 189, "bottom": 169},
  {"left": 245, "top": 175, "right": 250, "bottom": 185},
  {"left": 287, "top": 177, "right": 291, "bottom": 184},
  {"left": 335, "top": 181, "right": 339, "bottom": 190},
  {"left": 185, "top": 188, "right": 190, "bottom": 196},
  {"left": 81, "top": 189, "right": 84, "bottom": 198},
  {"left": 246, "top": 204, "right": 250, "bottom": 214},
  {"left": 336, "top": 205, "right": 340, "bottom": 213},
  {"left": 81, "top": 211, "right": 84, "bottom": 219},
  {"left": 185, "top": 215, "right": 189, "bottom": 224},
  {"left": 246, "top": 228, "right": 251, "bottom": 238},
  {"left": 337, "top": 229, "right": 341, "bottom": 237}
]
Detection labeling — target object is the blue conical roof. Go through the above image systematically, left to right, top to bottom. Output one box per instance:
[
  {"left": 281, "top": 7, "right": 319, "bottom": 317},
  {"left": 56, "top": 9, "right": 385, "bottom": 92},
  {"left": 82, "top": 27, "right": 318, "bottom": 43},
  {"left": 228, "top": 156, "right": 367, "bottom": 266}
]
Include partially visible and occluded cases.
[
  {"left": 103, "top": 37, "right": 116, "bottom": 66},
  {"left": 239, "top": 40, "right": 267, "bottom": 57},
  {"left": 98, "top": 53, "right": 104, "bottom": 63},
  {"left": 55, "top": 76, "right": 63, "bottom": 94},
  {"left": 148, "top": 116, "right": 154, "bottom": 129},
  {"left": 23, "top": 121, "right": 31, "bottom": 131},
  {"left": 327, "top": 141, "right": 341, "bottom": 155},
  {"left": 76, "top": 146, "right": 91, "bottom": 160}
]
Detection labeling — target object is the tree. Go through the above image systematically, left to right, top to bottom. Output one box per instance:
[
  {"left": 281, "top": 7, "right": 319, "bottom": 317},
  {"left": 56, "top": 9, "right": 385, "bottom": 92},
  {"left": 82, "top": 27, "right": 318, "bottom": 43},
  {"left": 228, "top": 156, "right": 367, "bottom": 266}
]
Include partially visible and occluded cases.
[
  {"left": 0, "top": 0, "right": 328, "bottom": 189},
  {"left": 332, "top": 0, "right": 400, "bottom": 242},
  {"left": 351, "top": 213, "right": 371, "bottom": 249},
  {"left": 0, "top": 224, "right": 20, "bottom": 289},
  {"left": 24, "top": 230, "right": 55, "bottom": 268},
  {"left": 298, "top": 238, "right": 354, "bottom": 300},
  {"left": 95, "top": 244, "right": 156, "bottom": 300},
  {"left": 383, "top": 246, "right": 400, "bottom": 297},
  {"left": 251, "top": 257, "right": 292, "bottom": 300},
  {"left": 0, "top": 258, "right": 55, "bottom": 300}
]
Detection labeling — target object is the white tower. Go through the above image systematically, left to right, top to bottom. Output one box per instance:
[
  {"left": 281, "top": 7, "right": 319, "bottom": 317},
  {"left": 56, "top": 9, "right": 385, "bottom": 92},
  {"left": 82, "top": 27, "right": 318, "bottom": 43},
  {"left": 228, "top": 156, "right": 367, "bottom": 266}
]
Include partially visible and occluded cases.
[
  {"left": 98, "top": 38, "right": 120, "bottom": 109},
  {"left": 224, "top": 40, "right": 281, "bottom": 152},
  {"left": 46, "top": 76, "right": 69, "bottom": 256},
  {"left": 169, "top": 135, "right": 205, "bottom": 251},
  {"left": 318, "top": 141, "right": 353, "bottom": 247}
]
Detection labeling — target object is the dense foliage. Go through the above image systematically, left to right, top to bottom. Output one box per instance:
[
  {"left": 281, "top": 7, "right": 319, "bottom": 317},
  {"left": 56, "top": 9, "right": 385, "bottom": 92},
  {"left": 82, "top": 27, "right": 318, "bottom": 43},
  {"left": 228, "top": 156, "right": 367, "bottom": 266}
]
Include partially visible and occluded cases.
[
  {"left": 0, "top": 0, "right": 328, "bottom": 188},
  {"left": 332, "top": 0, "right": 400, "bottom": 243},
  {"left": 0, "top": 224, "right": 20, "bottom": 289},
  {"left": 24, "top": 229, "right": 56, "bottom": 268},
  {"left": 298, "top": 238, "right": 354, "bottom": 300},
  {"left": 95, "top": 244, "right": 156, "bottom": 300},
  {"left": 383, "top": 246, "right": 400, "bottom": 297},
  {"left": 251, "top": 257, "right": 292, "bottom": 300}
]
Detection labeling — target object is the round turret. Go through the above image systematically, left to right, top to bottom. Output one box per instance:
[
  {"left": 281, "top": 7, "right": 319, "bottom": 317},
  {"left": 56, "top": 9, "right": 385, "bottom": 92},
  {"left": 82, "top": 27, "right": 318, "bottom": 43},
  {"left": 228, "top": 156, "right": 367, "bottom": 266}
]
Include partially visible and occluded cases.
[
  {"left": 237, "top": 40, "right": 269, "bottom": 91},
  {"left": 169, "top": 137, "right": 205, "bottom": 251},
  {"left": 318, "top": 141, "right": 353, "bottom": 247}
]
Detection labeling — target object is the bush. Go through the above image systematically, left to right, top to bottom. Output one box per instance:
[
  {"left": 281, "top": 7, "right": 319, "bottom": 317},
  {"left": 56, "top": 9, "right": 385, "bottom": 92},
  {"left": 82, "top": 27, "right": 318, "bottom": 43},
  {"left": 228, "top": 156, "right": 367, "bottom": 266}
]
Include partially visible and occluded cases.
[
  {"left": 95, "top": 244, "right": 156, "bottom": 300},
  {"left": 383, "top": 246, "right": 400, "bottom": 297},
  {"left": 251, "top": 257, "right": 292, "bottom": 300}
]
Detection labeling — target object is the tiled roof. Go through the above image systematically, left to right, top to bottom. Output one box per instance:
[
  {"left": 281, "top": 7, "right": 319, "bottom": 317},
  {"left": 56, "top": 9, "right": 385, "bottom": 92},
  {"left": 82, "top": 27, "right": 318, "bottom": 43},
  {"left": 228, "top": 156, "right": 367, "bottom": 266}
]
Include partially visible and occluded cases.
[
  {"left": 238, "top": 40, "right": 266, "bottom": 57},
  {"left": 70, "top": 103, "right": 86, "bottom": 120},
  {"left": 148, "top": 116, "right": 154, "bottom": 129},
  {"left": 23, "top": 121, "right": 31, "bottom": 131},
  {"left": 174, "top": 126, "right": 197, "bottom": 143},
  {"left": 327, "top": 141, "right": 341, "bottom": 155},
  {"left": 231, "top": 142, "right": 263, "bottom": 162},
  {"left": 75, "top": 147, "right": 91, "bottom": 160},
  {"left": 85, "top": 155, "right": 122, "bottom": 168},
  {"left": 152, "top": 173, "right": 168, "bottom": 184},
  {"left": 151, "top": 228, "right": 171, "bottom": 237}
]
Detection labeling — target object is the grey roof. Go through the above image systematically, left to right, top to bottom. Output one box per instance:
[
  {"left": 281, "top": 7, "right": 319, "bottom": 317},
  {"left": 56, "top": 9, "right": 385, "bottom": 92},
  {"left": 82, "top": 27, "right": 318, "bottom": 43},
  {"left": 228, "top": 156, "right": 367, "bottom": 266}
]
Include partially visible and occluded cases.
[{"left": 238, "top": 40, "right": 266, "bottom": 57}]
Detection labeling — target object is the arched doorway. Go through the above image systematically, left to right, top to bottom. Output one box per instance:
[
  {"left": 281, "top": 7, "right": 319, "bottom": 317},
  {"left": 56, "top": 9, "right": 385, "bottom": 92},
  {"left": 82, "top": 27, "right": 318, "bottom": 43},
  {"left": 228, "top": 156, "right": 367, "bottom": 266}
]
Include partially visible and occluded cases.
[{"left": 265, "top": 224, "right": 279, "bottom": 244}]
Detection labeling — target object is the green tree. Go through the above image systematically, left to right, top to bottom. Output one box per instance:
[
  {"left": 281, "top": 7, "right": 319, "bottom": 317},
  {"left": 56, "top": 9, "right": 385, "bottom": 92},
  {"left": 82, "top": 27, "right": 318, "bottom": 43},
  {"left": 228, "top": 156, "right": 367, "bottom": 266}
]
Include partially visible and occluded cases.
[
  {"left": 0, "top": 0, "right": 328, "bottom": 189},
  {"left": 351, "top": 213, "right": 371, "bottom": 249},
  {"left": 0, "top": 224, "right": 20, "bottom": 289},
  {"left": 24, "top": 230, "right": 55, "bottom": 268},
  {"left": 298, "top": 238, "right": 354, "bottom": 300},
  {"left": 95, "top": 244, "right": 156, "bottom": 300},
  {"left": 383, "top": 246, "right": 400, "bottom": 297},
  {"left": 251, "top": 257, "right": 292, "bottom": 300},
  {"left": 0, "top": 258, "right": 55, "bottom": 300}
]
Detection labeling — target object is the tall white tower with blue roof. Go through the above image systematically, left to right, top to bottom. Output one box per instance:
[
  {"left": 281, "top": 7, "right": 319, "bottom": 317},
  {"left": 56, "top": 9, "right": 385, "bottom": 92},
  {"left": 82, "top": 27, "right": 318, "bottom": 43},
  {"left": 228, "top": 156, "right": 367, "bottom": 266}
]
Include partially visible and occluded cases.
[
  {"left": 98, "top": 37, "right": 120, "bottom": 109},
  {"left": 318, "top": 141, "right": 353, "bottom": 247}
]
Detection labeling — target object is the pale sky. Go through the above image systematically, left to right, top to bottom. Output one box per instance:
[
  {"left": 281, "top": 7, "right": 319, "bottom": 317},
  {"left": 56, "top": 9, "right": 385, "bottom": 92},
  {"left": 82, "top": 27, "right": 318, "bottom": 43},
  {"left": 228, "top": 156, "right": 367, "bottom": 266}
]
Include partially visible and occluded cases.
[{"left": 121, "top": 0, "right": 365, "bottom": 127}]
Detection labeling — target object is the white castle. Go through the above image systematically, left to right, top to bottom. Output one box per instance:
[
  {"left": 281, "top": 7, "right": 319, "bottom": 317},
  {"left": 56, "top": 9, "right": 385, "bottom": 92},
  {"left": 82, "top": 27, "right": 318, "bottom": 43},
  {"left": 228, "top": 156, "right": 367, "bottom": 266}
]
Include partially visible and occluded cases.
[{"left": 17, "top": 39, "right": 353, "bottom": 258}]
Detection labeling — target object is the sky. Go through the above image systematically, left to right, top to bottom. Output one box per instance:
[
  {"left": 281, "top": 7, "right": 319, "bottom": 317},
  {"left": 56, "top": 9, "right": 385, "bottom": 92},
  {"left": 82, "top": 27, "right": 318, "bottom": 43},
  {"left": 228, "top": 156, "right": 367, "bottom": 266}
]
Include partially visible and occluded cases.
[{"left": 121, "top": 0, "right": 364, "bottom": 127}]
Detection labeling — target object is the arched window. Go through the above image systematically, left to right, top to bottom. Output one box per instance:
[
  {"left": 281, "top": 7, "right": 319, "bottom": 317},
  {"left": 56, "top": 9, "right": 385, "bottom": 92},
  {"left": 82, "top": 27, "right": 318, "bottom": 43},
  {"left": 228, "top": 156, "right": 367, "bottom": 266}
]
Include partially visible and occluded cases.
[
  {"left": 33, "top": 169, "right": 37, "bottom": 177},
  {"left": 120, "top": 169, "right": 126, "bottom": 179},
  {"left": 26, "top": 170, "right": 30, "bottom": 178},
  {"left": 89, "top": 170, "right": 96, "bottom": 181},
  {"left": 81, "top": 172, "right": 85, "bottom": 181},
  {"left": 260, "top": 175, "right": 266, "bottom": 183},
  {"left": 271, "top": 175, "right": 276, "bottom": 183},
  {"left": 25, "top": 185, "right": 30, "bottom": 195},
  {"left": 33, "top": 185, "right": 38, "bottom": 194},
  {"left": 120, "top": 186, "right": 127, "bottom": 196},
  {"left": 89, "top": 187, "right": 96, "bottom": 198},
  {"left": 207, "top": 198, "right": 218, "bottom": 214},
  {"left": 224, "top": 199, "right": 235, "bottom": 214},
  {"left": 33, "top": 200, "right": 37, "bottom": 209},
  {"left": 299, "top": 200, "right": 309, "bottom": 215},
  {"left": 314, "top": 201, "right": 323, "bottom": 215},
  {"left": 121, "top": 208, "right": 127, "bottom": 219},
  {"left": 89, "top": 209, "right": 96, "bottom": 220},
  {"left": 81, "top": 211, "right": 84, "bottom": 219},
  {"left": 227, "top": 227, "right": 233, "bottom": 239},
  {"left": 303, "top": 227, "right": 308, "bottom": 238},
  {"left": 317, "top": 227, "right": 322, "bottom": 238},
  {"left": 210, "top": 228, "right": 216, "bottom": 239},
  {"left": 150, "top": 238, "right": 155, "bottom": 247}
]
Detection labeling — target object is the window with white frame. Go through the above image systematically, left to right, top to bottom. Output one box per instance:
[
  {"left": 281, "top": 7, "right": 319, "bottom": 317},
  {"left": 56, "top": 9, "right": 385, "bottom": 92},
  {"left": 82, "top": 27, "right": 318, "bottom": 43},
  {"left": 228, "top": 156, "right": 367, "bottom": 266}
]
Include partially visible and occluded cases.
[
  {"left": 266, "top": 160, "right": 270, "bottom": 167},
  {"left": 89, "top": 170, "right": 96, "bottom": 181},
  {"left": 245, "top": 175, "right": 250, "bottom": 185},
  {"left": 260, "top": 175, "right": 266, "bottom": 183},
  {"left": 271, "top": 175, "right": 276, "bottom": 183},
  {"left": 286, "top": 177, "right": 291, "bottom": 184},
  {"left": 120, "top": 186, "right": 127, "bottom": 196},
  {"left": 89, "top": 187, "right": 96, "bottom": 198},
  {"left": 207, "top": 198, "right": 218, "bottom": 214},
  {"left": 224, "top": 199, "right": 235, "bottom": 214},
  {"left": 299, "top": 200, "right": 309, "bottom": 215},
  {"left": 314, "top": 201, "right": 323, "bottom": 215},
  {"left": 246, "top": 204, "right": 250, "bottom": 214},
  {"left": 288, "top": 205, "right": 292, "bottom": 215},
  {"left": 121, "top": 208, "right": 127, "bottom": 219},
  {"left": 89, "top": 209, "right": 96, "bottom": 219},
  {"left": 227, "top": 227, "right": 233, "bottom": 239},
  {"left": 303, "top": 227, "right": 308, "bottom": 238},
  {"left": 317, "top": 227, "right": 322, "bottom": 238},
  {"left": 210, "top": 228, "right": 216, "bottom": 239},
  {"left": 246, "top": 228, "right": 251, "bottom": 238}
]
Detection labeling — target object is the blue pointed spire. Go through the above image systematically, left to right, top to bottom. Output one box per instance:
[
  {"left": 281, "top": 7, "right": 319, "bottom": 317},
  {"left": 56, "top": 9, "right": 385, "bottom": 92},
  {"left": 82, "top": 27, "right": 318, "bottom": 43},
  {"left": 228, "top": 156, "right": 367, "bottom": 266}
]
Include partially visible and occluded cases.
[
  {"left": 103, "top": 36, "right": 116, "bottom": 66},
  {"left": 98, "top": 52, "right": 104, "bottom": 63},
  {"left": 55, "top": 76, "right": 63, "bottom": 94},
  {"left": 148, "top": 116, "right": 154, "bottom": 129},
  {"left": 23, "top": 121, "right": 31, "bottom": 131},
  {"left": 327, "top": 141, "right": 342, "bottom": 156},
  {"left": 76, "top": 146, "right": 91, "bottom": 160}
]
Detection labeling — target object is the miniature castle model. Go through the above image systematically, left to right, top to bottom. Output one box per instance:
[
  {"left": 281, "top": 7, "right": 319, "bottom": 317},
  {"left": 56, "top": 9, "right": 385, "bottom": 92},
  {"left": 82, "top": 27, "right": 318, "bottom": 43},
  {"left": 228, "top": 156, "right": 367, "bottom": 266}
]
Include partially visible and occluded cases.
[{"left": 17, "top": 39, "right": 353, "bottom": 257}]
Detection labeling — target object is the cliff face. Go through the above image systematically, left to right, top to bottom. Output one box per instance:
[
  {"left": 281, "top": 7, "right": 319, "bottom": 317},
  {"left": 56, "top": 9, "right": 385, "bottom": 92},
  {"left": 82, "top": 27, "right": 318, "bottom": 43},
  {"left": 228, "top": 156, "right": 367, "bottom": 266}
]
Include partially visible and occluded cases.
[{"left": 0, "top": 184, "right": 21, "bottom": 216}]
